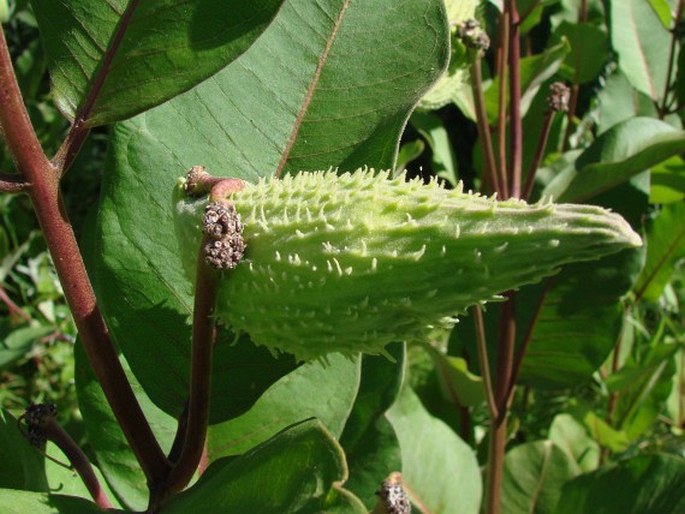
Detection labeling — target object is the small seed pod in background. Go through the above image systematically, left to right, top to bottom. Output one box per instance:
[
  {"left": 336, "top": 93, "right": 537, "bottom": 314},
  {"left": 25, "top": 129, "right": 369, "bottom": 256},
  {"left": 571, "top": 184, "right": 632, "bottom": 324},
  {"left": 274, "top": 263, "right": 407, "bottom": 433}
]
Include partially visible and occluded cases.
[{"left": 372, "top": 472, "right": 411, "bottom": 514}]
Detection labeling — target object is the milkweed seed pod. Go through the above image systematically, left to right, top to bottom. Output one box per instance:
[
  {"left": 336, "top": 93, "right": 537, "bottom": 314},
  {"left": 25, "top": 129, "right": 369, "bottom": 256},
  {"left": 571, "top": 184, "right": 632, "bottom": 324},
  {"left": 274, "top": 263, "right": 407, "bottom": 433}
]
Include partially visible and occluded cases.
[{"left": 174, "top": 169, "right": 641, "bottom": 361}]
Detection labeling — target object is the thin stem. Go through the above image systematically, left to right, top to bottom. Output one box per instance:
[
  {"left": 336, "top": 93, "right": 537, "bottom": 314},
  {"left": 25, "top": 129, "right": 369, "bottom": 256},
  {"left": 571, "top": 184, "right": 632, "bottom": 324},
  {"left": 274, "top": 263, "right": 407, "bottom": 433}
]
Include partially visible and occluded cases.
[
  {"left": 52, "top": 0, "right": 141, "bottom": 174},
  {"left": 507, "top": 0, "right": 522, "bottom": 198},
  {"left": 562, "top": 0, "right": 588, "bottom": 150},
  {"left": 659, "top": 0, "right": 684, "bottom": 119},
  {"left": 496, "top": 9, "right": 510, "bottom": 198},
  {"left": 0, "top": 27, "right": 170, "bottom": 485},
  {"left": 470, "top": 54, "right": 499, "bottom": 194},
  {"left": 522, "top": 110, "right": 554, "bottom": 200},
  {"left": 0, "top": 171, "right": 30, "bottom": 192},
  {"left": 162, "top": 245, "right": 219, "bottom": 496},
  {"left": 504, "top": 280, "right": 554, "bottom": 405},
  {"left": 0, "top": 284, "right": 32, "bottom": 322},
  {"left": 484, "top": 294, "right": 517, "bottom": 514},
  {"left": 471, "top": 305, "right": 499, "bottom": 420},
  {"left": 44, "top": 418, "right": 114, "bottom": 510}
]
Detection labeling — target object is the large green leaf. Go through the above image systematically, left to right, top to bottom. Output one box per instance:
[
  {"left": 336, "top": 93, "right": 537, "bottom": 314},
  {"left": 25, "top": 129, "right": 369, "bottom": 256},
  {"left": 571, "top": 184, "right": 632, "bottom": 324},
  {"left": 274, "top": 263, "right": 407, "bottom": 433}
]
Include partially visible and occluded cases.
[
  {"left": 31, "top": 0, "right": 284, "bottom": 125},
  {"left": 92, "top": 0, "right": 449, "bottom": 417},
  {"left": 609, "top": 0, "right": 671, "bottom": 101},
  {"left": 553, "top": 21, "right": 608, "bottom": 84},
  {"left": 596, "top": 71, "right": 658, "bottom": 135},
  {"left": 543, "top": 117, "right": 685, "bottom": 202},
  {"left": 650, "top": 155, "right": 685, "bottom": 204},
  {"left": 634, "top": 202, "right": 685, "bottom": 302},
  {"left": 74, "top": 342, "right": 176, "bottom": 512},
  {"left": 339, "top": 343, "right": 404, "bottom": 508},
  {"left": 206, "top": 354, "right": 360, "bottom": 460},
  {"left": 386, "top": 387, "right": 482, "bottom": 514},
  {"left": 0, "top": 409, "right": 48, "bottom": 492},
  {"left": 548, "top": 414, "right": 599, "bottom": 473},
  {"left": 164, "top": 419, "right": 366, "bottom": 514},
  {"left": 501, "top": 440, "right": 577, "bottom": 514},
  {"left": 557, "top": 454, "right": 685, "bottom": 514},
  {"left": 0, "top": 490, "right": 117, "bottom": 514}
]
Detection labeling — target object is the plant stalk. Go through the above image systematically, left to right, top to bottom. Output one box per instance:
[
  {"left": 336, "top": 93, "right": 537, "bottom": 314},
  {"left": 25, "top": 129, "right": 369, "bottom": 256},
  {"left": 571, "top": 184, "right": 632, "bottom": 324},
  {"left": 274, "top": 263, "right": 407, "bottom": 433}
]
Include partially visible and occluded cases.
[
  {"left": 507, "top": 0, "right": 522, "bottom": 198},
  {"left": 659, "top": 0, "right": 684, "bottom": 119},
  {"left": 496, "top": 9, "right": 510, "bottom": 198},
  {"left": 0, "top": 26, "right": 170, "bottom": 485},
  {"left": 469, "top": 53, "right": 499, "bottom": 194},
  {"left": 0, "top": 171, "right": 30, "bottom": 192},
  {"left": 162, "top": 243, "right": 219, "bottom": 497},
  {"left": 471, "top": 305, "right": 498, "bottom": 420},
  {"left": 43, "top": 418, "right": 114, "bottom": 510}
]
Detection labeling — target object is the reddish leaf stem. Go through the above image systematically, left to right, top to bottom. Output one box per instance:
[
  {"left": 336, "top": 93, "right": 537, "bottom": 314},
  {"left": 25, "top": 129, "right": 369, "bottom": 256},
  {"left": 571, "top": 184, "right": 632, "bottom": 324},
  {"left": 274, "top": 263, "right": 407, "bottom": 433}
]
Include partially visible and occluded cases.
[
  {"left": 53, "top": 0, "right": 141, "bottom": 174},
  {"left": 659, "top": 0, "right": 684, "bottom": 119},
  {"left": 507, "top": 1, "right": 522, "bottom": 199},
  {"left": 496, "top": 10, "right": 510, "bottom": 198},
  {"left": 0, "top": 27, "right": 170, "bottom": 485},
  {"left": 469, "top": 54, "right": 499, "bottom": 193},
  {"left": 0, "top": 171, "right": 31, "bottom": 192},
  {"left": 162, "top": 243, "right": 219, "bottom": 497},
  {"left": 0, "top": 284, "right": 32, "bottom": 322},
  {"left": 471, "top": 305, "right": 498, "bottom": 421},
  {"left": 43, "top": 418, "right": 114, "bottom": 510}
]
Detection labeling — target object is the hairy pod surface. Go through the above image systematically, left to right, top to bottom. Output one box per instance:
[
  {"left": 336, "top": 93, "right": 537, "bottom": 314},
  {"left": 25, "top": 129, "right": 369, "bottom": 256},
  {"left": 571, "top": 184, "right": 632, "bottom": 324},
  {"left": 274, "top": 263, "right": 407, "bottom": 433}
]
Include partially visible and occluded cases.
[{"left": 174, "top": 169, "right": 641, "bottom": 361}]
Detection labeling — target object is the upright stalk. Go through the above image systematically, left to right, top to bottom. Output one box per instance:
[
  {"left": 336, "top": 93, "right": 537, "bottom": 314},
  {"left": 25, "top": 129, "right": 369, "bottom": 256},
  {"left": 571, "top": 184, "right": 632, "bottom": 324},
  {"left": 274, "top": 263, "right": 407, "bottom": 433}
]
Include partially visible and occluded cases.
[
  {"left": 658, "top": 0, "right": 684, "bottom": 119},
  {"left": 0, "top": 27, "right": 170, "bottom": 485}
]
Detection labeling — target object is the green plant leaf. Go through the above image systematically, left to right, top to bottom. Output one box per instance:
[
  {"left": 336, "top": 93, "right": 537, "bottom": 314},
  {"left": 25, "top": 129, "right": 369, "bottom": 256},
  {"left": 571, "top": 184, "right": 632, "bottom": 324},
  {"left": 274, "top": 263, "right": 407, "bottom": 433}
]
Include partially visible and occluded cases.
[
  {"left": 31, "top": 0, "right": 285, "bottom": 125},
  {"left": 91, "top": 0, "right": 449, "bottom": 416},
  {"left": 609, "top": 0, "right": 671, "bottom": 101},
  {"left": 648, "top": 0, "right": 674, "bottom": 29},
  {"left": 553, "top": 21, "right": 608, "bottom": 84},
  {"left": 596, "top": 71, "right": 658, "bottom": 135},
  {"left": 410, "top": 110, "right": 459, "bottom": 185},
  {"left": 543, "top": 117, "right": 685, "bottom": 202},
  {"left": 650, "top": 155, "right": 685, "bottom": 204},
  {"left": 634, "top": 202, "right": 685, "bottom": 302},
  {"left": 517, "top": 252, "right": 636, "bottom": 388},
  {"left": 0, "top": 324, "right": 54, "bottom": 370},
  {"left": 609, "top": 341, "right": 679, "bottom": 440},
  {"left": 74, "top": 342, "right": 176, "bottom": 512},
  {"left": 339, "top": 343, "right": 404, "bottom": 508},
  {"left": 423, "top": 344, "right": 485, "bottom": 407},
  {"left": 666, "top": 347, "right": 685, "bottom": 428},
  {"left": 207, "top": 354, "right": 360, "bottom": 461},
  {"left": 386, "top": 386, "right": 482, "bottom": 514},
  {"left": 0, "top": 409, "right": 48, "bottom": 492},
  {"left": 582, "top": 411, "right": 630, "bottom": 453},
  {"left": 549, "top": 414, "right": 600, "bottom": 473},
  {"left": 165, "top": 419, "right": 365, "bottom": 514},
  {"left": 501, "top": 440, "right": 577, "bottom": 514},
  {"left": 557, "top": 454, "right": 685, "bottom": 514},
  {"left": 0, "top": 490, "right": 117, "bottom": 514}
]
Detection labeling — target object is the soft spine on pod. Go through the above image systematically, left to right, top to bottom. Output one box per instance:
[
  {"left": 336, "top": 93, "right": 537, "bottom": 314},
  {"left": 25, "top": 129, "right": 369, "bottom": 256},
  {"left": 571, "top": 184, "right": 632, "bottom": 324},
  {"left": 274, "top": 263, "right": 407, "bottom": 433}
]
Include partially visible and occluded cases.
[{"left": 173, "top": 168, "right": 641, "bottom": 361}]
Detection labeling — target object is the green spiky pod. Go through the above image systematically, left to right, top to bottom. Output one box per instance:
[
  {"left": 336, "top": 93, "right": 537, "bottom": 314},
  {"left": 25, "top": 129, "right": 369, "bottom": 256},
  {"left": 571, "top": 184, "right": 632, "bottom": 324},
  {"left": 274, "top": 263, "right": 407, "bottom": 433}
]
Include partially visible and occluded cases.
[{"left": 174, "top": 169, "right": 641, "bottom": 361}]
